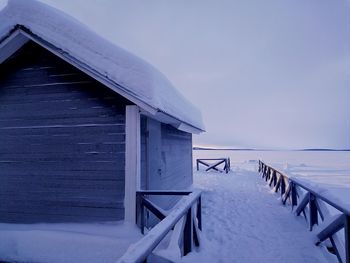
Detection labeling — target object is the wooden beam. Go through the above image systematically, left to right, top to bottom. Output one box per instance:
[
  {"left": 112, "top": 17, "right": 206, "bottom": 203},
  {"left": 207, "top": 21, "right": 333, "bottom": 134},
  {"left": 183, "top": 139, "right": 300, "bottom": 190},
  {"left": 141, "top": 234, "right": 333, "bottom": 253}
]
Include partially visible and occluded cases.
[
  {"left": 0, "top": 31, "right": 29, "bottom": 64},
  {"left": 125, "top": 105, "right": 141, "bottom": 223},
  {"left": 197, "top": 159, "right": 221, "bottom": 172},
  {"left": 205, "top": 160, "right": 225, "bottom": 172},
  {"left": 291, "top": 183, "right": 298, "bottom": 208},
  {"left": 116, "top": 190, "right": 201, "bottom": 263},
  {"left": 137, "top": 190, "right": 192, "bottom": 195},
  {"left": 296, "top": 192, "right": 310, "bottom": 217},
  {"left": 309, "top": 194, "right": 318, "bottom": 231},
  {"left": 142, "top": 197, "right": 167, "bottom": 221},
  {"left": 183, "top": 207, "right": 193, "bottom": 255},
  {"left": 316, "top": 214, "right": 345, "bottom": 243},
  {"left": 345, "top": 215, "right": 350, "bottom": 263}
]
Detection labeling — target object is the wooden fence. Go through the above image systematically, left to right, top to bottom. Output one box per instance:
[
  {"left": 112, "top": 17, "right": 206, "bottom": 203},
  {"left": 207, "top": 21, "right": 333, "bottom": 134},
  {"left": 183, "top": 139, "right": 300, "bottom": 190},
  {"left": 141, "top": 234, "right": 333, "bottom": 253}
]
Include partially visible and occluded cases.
[
  {"left": 196, "top": 158, "right": 231, "bottom": 173},
  {"left": 258, "top": 160, "right": 350, "bottom": 263},
  {"left": 116, "top": 190, "right": 202, "bottom": 263}
]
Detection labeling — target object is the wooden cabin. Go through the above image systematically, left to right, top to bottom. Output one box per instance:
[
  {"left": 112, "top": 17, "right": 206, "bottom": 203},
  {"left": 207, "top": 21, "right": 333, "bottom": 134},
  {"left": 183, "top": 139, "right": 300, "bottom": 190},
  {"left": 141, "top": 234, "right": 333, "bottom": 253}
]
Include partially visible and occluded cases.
[{"left": 0, "top": 1, "right": 204, "bottom": 225}]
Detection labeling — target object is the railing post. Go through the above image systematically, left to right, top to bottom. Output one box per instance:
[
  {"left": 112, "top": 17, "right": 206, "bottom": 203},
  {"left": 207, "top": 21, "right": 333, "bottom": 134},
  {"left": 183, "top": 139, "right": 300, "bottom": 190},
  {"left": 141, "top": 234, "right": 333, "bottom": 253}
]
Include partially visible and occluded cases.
[
  {"left": 196, "top": 159, "right": 199, "bottom": 171},
  {"left": 262, "top": 164, "right": 265, "bottom": 178},
  {"left": 263, "top": 165, "right": 267, "bottom": 179},
  {"left": 269, "top": 170, "right": 277, "bottom": 187},
  {"left": 274, "top": 173, "right": 281, "bottom": 192},
  {"left": 281, "top": 177, "right": 286, "bottom": 196},
  {"left": 291, "top": 182, "right": 298, "bottom": 207},
  {"left": 136, "top": 193, "right": 144, "bottom": 232},
  {"left": 309, "top": 194, "right": 318, "bottom": 231},
  {"left": 197, "top": 195, "right": 202, "bottom": 231},
  {"left": 140, "top": 198, "right": 145, "bottom": 235},
  {"left": 183, "top": 207, "right": 193, "bottom": 255},
  {"left": 345, "top": 215, "right": 350, "bottom": 263}
]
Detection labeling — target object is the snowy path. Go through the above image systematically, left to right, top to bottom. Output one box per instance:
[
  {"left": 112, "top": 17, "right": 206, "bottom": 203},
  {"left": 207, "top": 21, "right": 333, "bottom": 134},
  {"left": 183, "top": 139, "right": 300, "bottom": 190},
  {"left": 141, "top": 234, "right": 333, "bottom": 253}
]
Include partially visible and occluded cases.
[{"left": 181, "top": 163, "right": 335, "bottom": 263}]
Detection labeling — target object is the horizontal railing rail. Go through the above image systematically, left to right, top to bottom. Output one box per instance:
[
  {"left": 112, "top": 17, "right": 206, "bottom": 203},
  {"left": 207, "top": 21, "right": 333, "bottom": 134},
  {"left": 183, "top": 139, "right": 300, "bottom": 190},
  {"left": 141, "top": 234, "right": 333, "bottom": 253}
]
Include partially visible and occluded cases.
[
  {"left": 258, "top": 160, "right": 349, "bottom": 263},
  {"left": 116, "top": 190, "right": 202, "bottom": 263}
]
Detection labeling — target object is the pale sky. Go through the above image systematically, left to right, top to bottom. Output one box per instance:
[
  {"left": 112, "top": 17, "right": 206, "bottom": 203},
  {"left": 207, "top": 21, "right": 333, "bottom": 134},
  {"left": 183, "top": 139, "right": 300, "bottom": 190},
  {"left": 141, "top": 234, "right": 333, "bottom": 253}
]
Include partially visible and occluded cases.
[{"left": 1, "top": 0, "right": 350, "bottom": 149}]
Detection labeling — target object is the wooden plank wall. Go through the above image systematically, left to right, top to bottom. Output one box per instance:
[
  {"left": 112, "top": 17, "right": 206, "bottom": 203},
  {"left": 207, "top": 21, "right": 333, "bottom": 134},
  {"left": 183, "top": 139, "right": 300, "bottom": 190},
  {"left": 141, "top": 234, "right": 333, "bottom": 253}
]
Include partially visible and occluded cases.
[
  {"left": 0, "top": 41, "right": 129, "bottom": 223},
  {"left": 141, "top": 117, "right": 193, "bottom": 210},
  {"left": 158, "top": 123, "right": 192, "bottom": 209},
  {"left": 160, "top": 123, "right": 193, "bottom": 191}
]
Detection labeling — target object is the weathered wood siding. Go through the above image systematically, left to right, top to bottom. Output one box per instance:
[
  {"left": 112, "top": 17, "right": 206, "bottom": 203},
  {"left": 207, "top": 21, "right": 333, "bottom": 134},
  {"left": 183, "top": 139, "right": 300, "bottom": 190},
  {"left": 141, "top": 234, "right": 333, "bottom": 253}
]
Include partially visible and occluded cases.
[
  {"left": 0, "top": 41, "right": 129, "bottom": 223},
  {"left": 141, "top": 117, "right": 193, "bottom": 210},
  {"left": 160, "top": 123, "right": 193, "bottom": 191}
]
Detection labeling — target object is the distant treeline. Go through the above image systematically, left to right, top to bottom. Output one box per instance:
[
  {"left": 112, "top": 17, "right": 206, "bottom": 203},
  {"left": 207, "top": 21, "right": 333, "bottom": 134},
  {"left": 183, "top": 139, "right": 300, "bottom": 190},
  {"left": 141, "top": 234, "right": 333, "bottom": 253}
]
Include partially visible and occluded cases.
[{"left": 193, "top": 147, "right": 350, "bottom": 152}]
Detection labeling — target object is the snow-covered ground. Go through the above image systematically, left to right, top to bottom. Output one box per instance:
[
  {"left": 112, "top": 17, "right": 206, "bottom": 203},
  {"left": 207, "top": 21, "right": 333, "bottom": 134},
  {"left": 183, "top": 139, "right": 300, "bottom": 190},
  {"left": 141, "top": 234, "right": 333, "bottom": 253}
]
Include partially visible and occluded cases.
[
  {"left": 180, "top": 150, "right": 350, "bottom": 263},
  {"left": 184, "top": 175, "right": 332, "bottom": 262},
  {"left": 0, "top": 221, "right": 142, "bottom": 263}
]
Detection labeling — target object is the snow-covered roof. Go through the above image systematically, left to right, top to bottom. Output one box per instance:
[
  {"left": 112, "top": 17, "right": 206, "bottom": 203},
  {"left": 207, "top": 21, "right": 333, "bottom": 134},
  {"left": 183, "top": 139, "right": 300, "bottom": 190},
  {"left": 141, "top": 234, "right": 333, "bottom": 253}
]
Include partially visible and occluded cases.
[{"left": 0, "top": 0, "right": 204, "bottom": 133}]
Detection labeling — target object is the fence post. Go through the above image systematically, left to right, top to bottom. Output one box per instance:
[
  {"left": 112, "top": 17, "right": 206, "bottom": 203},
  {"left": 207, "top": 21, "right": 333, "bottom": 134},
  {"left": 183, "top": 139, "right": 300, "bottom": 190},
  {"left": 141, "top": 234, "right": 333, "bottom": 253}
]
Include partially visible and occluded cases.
[
  {"left": 224, "top": 158, "right": 228, "bottom": 173},
  {"left": 196, "top": 159, "right": 199, "bottom": 171},
  {"left": 262, "top": 164, "right": 266, "bottom": 178},
  {"left": 269, "top": 170, "right": 277, "bottom": 187},
  {"left": 274, "top": 173, "right": 281, "bottom": 192},
  {"left": 280, "top": 177, "right": 286, "bottom": 196},
  {"left": 291, "top": 182, "right": 298, "bottom": 208},
  {"left": 136, "top": 193, "right": 143, "bottom": 231},
  {"left": 309, "top": 194, "right": 318, "bottom": 231},
  {"left": 197, "top": 196, "right": 202, "bottom": 231},
  {"left": 140, "top": 198, "right": 145, "bottom": 235},
  {"left": 183, "top": 207, "right": 193, "bottom": 255},
  {"left": 345, "top": 215, "right": 350, "bottom": 263}
]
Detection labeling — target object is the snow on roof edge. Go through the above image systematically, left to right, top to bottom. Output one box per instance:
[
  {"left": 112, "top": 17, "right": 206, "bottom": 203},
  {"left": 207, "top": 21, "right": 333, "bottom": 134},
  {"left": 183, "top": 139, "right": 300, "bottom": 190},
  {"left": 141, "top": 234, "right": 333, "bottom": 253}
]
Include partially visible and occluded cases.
[{"left": 0, "top": 0, "right": 205, "bottom": 132}]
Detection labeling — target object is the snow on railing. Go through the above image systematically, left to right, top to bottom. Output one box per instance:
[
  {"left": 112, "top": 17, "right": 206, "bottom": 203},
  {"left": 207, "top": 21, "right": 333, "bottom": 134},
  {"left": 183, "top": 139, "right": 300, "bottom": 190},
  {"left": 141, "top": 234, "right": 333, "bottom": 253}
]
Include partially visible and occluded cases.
[
  {"left": 258, "top": 160, "right": 350, "bottom": 263},
  {"left": 116, "top": 190, "right": 202, "bottom": 263}
]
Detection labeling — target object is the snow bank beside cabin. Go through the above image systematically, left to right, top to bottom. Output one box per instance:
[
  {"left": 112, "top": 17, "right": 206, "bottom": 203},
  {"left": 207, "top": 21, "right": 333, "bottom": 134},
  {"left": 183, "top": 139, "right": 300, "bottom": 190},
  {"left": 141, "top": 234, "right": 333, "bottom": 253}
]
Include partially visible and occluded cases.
[
  {"left": 0, "top": 0, "right": 204, "bottom": 131},
  {"left": 0, "top": 221, "right": 142, "bottom": 263}
]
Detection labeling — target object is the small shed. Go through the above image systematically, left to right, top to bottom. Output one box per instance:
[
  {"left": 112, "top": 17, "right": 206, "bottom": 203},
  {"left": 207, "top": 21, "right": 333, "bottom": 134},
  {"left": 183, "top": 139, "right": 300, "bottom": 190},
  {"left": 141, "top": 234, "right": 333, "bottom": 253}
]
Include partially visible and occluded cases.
[{"left": 0, "top": 0, "right": 204, "bottom": 224}]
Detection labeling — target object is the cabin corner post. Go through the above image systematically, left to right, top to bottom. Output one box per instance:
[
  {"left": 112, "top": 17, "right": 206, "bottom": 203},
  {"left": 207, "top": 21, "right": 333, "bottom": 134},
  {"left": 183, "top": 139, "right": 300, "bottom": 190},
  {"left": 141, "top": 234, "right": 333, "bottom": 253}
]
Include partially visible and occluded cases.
[{"left": 125, "top": 105, "right": 141, "bottom": 223}]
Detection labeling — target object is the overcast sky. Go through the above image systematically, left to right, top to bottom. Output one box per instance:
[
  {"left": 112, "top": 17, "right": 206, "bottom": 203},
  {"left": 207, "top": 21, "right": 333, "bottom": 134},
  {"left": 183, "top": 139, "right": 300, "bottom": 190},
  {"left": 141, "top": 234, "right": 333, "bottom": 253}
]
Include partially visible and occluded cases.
[{"left": 2, "top": 0, "right": 350, "bottom": 149}]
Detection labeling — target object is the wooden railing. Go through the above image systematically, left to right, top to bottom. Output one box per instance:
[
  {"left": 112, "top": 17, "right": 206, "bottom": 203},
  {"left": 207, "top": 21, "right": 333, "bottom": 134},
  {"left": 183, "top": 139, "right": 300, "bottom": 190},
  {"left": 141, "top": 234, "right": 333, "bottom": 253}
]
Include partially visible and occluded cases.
[
  {"left": 196, "top": 158, "right": 231, "bottom": 173},
  {"left": 258, "top": 160, "right": 350, "bottom": 263},
  {"left": 116, "top": 190, "right": 202, "bottom": 263}
]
